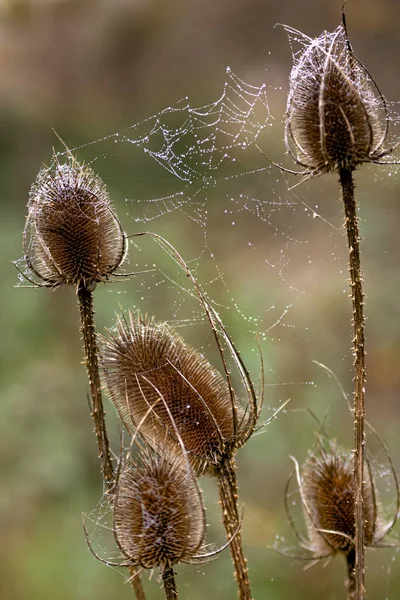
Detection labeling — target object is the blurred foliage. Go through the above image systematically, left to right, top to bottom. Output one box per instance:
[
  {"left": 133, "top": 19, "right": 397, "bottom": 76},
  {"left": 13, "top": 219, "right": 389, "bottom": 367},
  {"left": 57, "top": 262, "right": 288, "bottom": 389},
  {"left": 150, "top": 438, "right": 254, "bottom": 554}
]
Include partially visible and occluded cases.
[{"left": 1, "top": 0, "right": 400, "bottom": 598}]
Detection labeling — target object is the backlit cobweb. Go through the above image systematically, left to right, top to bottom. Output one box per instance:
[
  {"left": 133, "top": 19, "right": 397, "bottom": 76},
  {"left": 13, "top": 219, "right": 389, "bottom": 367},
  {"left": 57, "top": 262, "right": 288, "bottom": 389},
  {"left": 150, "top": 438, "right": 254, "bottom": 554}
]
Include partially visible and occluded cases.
[
  {"left": 57, "top": 64, "right": 346, "bottom": 411},
  {"left": 82, "top": 67, "right": 270, "bottom": 190}
]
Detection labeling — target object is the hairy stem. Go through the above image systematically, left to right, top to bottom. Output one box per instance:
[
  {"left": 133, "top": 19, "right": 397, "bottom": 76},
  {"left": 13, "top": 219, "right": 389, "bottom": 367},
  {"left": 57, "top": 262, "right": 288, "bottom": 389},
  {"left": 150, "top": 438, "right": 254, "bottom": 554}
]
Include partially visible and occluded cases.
[
  {"left": 340, "top": 168, "right": 366, "bottom": 600},
  {"left": 77, "top": 284, "right": 115, "bottom": 492},
  {"left": 218, "top": 459, "right": 252, "bottom": 600},
  {"left": 346, "top": 549, "right": 356, "bottom": 600},
  {"left": 162, "top": 565, "right": 178, "bottom": 600}
]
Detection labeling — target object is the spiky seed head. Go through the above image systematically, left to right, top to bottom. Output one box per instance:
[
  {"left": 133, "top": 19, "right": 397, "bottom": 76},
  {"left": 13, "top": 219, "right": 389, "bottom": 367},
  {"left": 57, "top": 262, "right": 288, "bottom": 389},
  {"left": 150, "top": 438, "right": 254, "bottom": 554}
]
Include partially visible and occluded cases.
[
  {"left": 285, "top": 25, "right": 387, "bottom": 174},
  {"left": 23, "top": 153, "right": 125, "bottom": 290},
  {"left": 102, "top": 313, "right": 243, "bottom": 475},
  {"left": 301, "top": 443, "right": 375, "bottom": 556},
  {"left": 114, "top": 451, "right": 205, "bottom": 568}
]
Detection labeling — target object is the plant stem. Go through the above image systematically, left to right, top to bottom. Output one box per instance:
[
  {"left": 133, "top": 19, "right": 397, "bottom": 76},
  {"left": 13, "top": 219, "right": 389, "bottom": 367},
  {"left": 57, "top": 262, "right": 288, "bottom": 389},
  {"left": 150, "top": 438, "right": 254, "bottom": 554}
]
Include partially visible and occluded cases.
[
  {"left": 340, "top": 168, "right": 366, "bottom": 600},
  {"left": 77, "top": 284, "right": 115, "bottom": 493},
  {"left": 78, "top": 284, "right": 147, "bottom": 600},
  {"left": 218, "top": 459, "right": 252, "bottom": 600},
  {"left": 346, "top": 549, "right": 356, "bottom": 600},
  {"left": 162, "top": 565, "right": 178, "bottom": 600},
  {"left": 129, "top": 567, "right": 146, "bottom": 600}
]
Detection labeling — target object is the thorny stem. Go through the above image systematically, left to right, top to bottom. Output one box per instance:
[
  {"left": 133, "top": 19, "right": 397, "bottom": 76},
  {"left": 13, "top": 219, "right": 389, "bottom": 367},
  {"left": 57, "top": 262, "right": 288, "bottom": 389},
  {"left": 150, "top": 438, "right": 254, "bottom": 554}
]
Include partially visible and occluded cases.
[
  {"left": 340, "top": 168, "right": 366, "bottom": 600},
  {"left": 77, "top": 284, "right": 115, "bottom": 493},
  {"left": 78, "top": 288, "right": 147, "bottom": 600},
  {"left": 218, "top": 459, "right": 252, "bottom": 600},
  {"left": 346, "top": 548, "right": 356, "bottom": 600},
  {"left": 162, "top": 565, "right": 179, "bottom": 600},
  {"left": 129, "top": 567, "right": 146, "bottom": 600}
]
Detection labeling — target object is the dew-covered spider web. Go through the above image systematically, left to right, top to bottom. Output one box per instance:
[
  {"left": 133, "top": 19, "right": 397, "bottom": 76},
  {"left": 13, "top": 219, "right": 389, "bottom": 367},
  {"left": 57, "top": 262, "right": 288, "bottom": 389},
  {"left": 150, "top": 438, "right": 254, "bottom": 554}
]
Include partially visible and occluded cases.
[
  {"left": 42, "top": 62, "right": 380, "bottom": 417},
  {"left": 65, "top": 65, "right": 342, "bottom": 335},
  {"left": 65, "top": 68, "right": 332, "bottom": 410}
]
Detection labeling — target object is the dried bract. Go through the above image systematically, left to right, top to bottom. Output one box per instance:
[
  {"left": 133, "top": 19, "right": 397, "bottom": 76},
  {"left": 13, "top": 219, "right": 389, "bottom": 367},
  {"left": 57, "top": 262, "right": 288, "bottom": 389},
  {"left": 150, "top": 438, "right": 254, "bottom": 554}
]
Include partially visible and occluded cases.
[
  {"left": 284, "top": 24, "right": 396, "bottom": 176},
  {"left": 23, "top": 152, "right": 126, "bottom": 291},
  {"left": 102, "top": 313, "right": 247, "bottom": 475}
]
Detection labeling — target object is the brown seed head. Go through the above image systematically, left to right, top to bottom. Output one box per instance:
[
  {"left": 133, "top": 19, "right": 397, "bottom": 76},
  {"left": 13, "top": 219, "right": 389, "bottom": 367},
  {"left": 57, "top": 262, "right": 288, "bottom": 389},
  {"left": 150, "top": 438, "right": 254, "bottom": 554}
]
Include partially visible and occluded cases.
[
  {"left": 284, "top": 24, "right": 389, "bottom": 175},
  {"left": 23, "top": 153, "right": 126, "bottom": 290},
  {"left": 101, "top": 313, "right": 244, "bottom": 475},
  {"left": 300, "top": 442, "right": 375, "bottom": 556},
  {"left": 114, "top": 450, "right": 205, "bottom": 568}
]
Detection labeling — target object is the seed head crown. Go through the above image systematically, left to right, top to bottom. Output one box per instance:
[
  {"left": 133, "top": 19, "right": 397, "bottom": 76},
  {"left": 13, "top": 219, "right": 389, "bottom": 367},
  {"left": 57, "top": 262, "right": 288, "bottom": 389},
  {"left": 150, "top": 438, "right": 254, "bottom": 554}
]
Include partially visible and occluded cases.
[{"left": 301, "top": 443, "right": 375, "bottom": 556}]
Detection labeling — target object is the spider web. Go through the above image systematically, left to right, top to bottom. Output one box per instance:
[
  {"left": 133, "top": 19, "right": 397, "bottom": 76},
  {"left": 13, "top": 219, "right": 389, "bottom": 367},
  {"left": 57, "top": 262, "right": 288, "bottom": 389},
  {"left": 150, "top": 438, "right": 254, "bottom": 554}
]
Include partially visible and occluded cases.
[
  {"left": 57, "top": 63, "right": 350, "bottom": 420},
  {"left": 79, "top": 67, "right": 270, "bottom": 191},
  {"left": 69, "top": 68, "right": 318, "bottom": 329}
]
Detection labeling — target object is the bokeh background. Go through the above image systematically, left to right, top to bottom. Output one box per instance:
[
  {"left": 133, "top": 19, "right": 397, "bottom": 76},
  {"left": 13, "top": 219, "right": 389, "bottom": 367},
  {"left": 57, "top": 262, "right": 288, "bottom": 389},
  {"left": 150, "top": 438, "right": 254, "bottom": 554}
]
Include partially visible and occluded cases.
[{"left": 2, "top": 0, "right": 400, "bottom": 598}]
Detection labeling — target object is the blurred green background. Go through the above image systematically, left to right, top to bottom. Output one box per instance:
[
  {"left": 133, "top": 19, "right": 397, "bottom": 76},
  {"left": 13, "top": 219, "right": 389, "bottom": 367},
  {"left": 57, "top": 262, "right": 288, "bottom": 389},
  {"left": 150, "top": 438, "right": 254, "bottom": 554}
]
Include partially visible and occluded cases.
[{"left": 2, "top": 0, "right": 400, "bottom": 598}]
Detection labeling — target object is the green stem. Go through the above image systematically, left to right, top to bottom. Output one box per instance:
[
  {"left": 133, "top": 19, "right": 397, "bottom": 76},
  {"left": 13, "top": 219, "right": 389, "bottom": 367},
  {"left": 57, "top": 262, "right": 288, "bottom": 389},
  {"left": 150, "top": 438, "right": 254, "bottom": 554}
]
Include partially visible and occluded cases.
[
  {"left": 340, "top": 168, "right": 366, "bottom": 600},
  {"left": 218, "top": 459, "right": 252, "bottom": 600}
]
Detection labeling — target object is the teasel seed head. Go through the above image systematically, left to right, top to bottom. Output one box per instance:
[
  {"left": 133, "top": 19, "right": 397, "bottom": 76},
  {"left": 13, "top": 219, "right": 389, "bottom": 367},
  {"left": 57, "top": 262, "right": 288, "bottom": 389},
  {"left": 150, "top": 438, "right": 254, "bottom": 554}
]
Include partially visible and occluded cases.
[
  {"left": 283, "top": 22, "right": 397, "bottom": 177},
  {"left": 22, "top": 152, "right": 126, "bottom": 291},
  {"left": 101, "top": 312, "right": 248, "bottom": 476},
  {"left": 84, "top": 415, "right": 232, "bottom": 577},
  {"left": 286, "top": 439, "right": 398, "bottom": 561},
  {"left": 301, "top": 443, "right": 374, "bottom": 556},
  {"left": 114, "top": 448, "right": 205, "bottom": 569}
]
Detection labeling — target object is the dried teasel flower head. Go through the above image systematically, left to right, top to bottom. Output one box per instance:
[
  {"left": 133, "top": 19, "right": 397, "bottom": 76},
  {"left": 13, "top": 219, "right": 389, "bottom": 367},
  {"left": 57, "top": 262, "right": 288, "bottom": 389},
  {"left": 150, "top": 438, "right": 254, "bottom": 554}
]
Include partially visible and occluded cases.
[
  {"left": 283, "top": 17, "right": 398, "bottom": 178},
  {"left": 21, "top": 151, "right": 126, "bottom": 291},
  {"left": 101, "top": 312, "right": 257, "bottom": 476},
  {"left": 84, "top": 414, "right": 232, "bottom": 579},
  {"left": 286, "top": 438, "right": 399, "bottom": 562},
  {"left": 301, "top": 443, "right": 374, "bottom": 556},
  {"left": 114, "top": 448, "right": 206, "bottom": 569}
]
